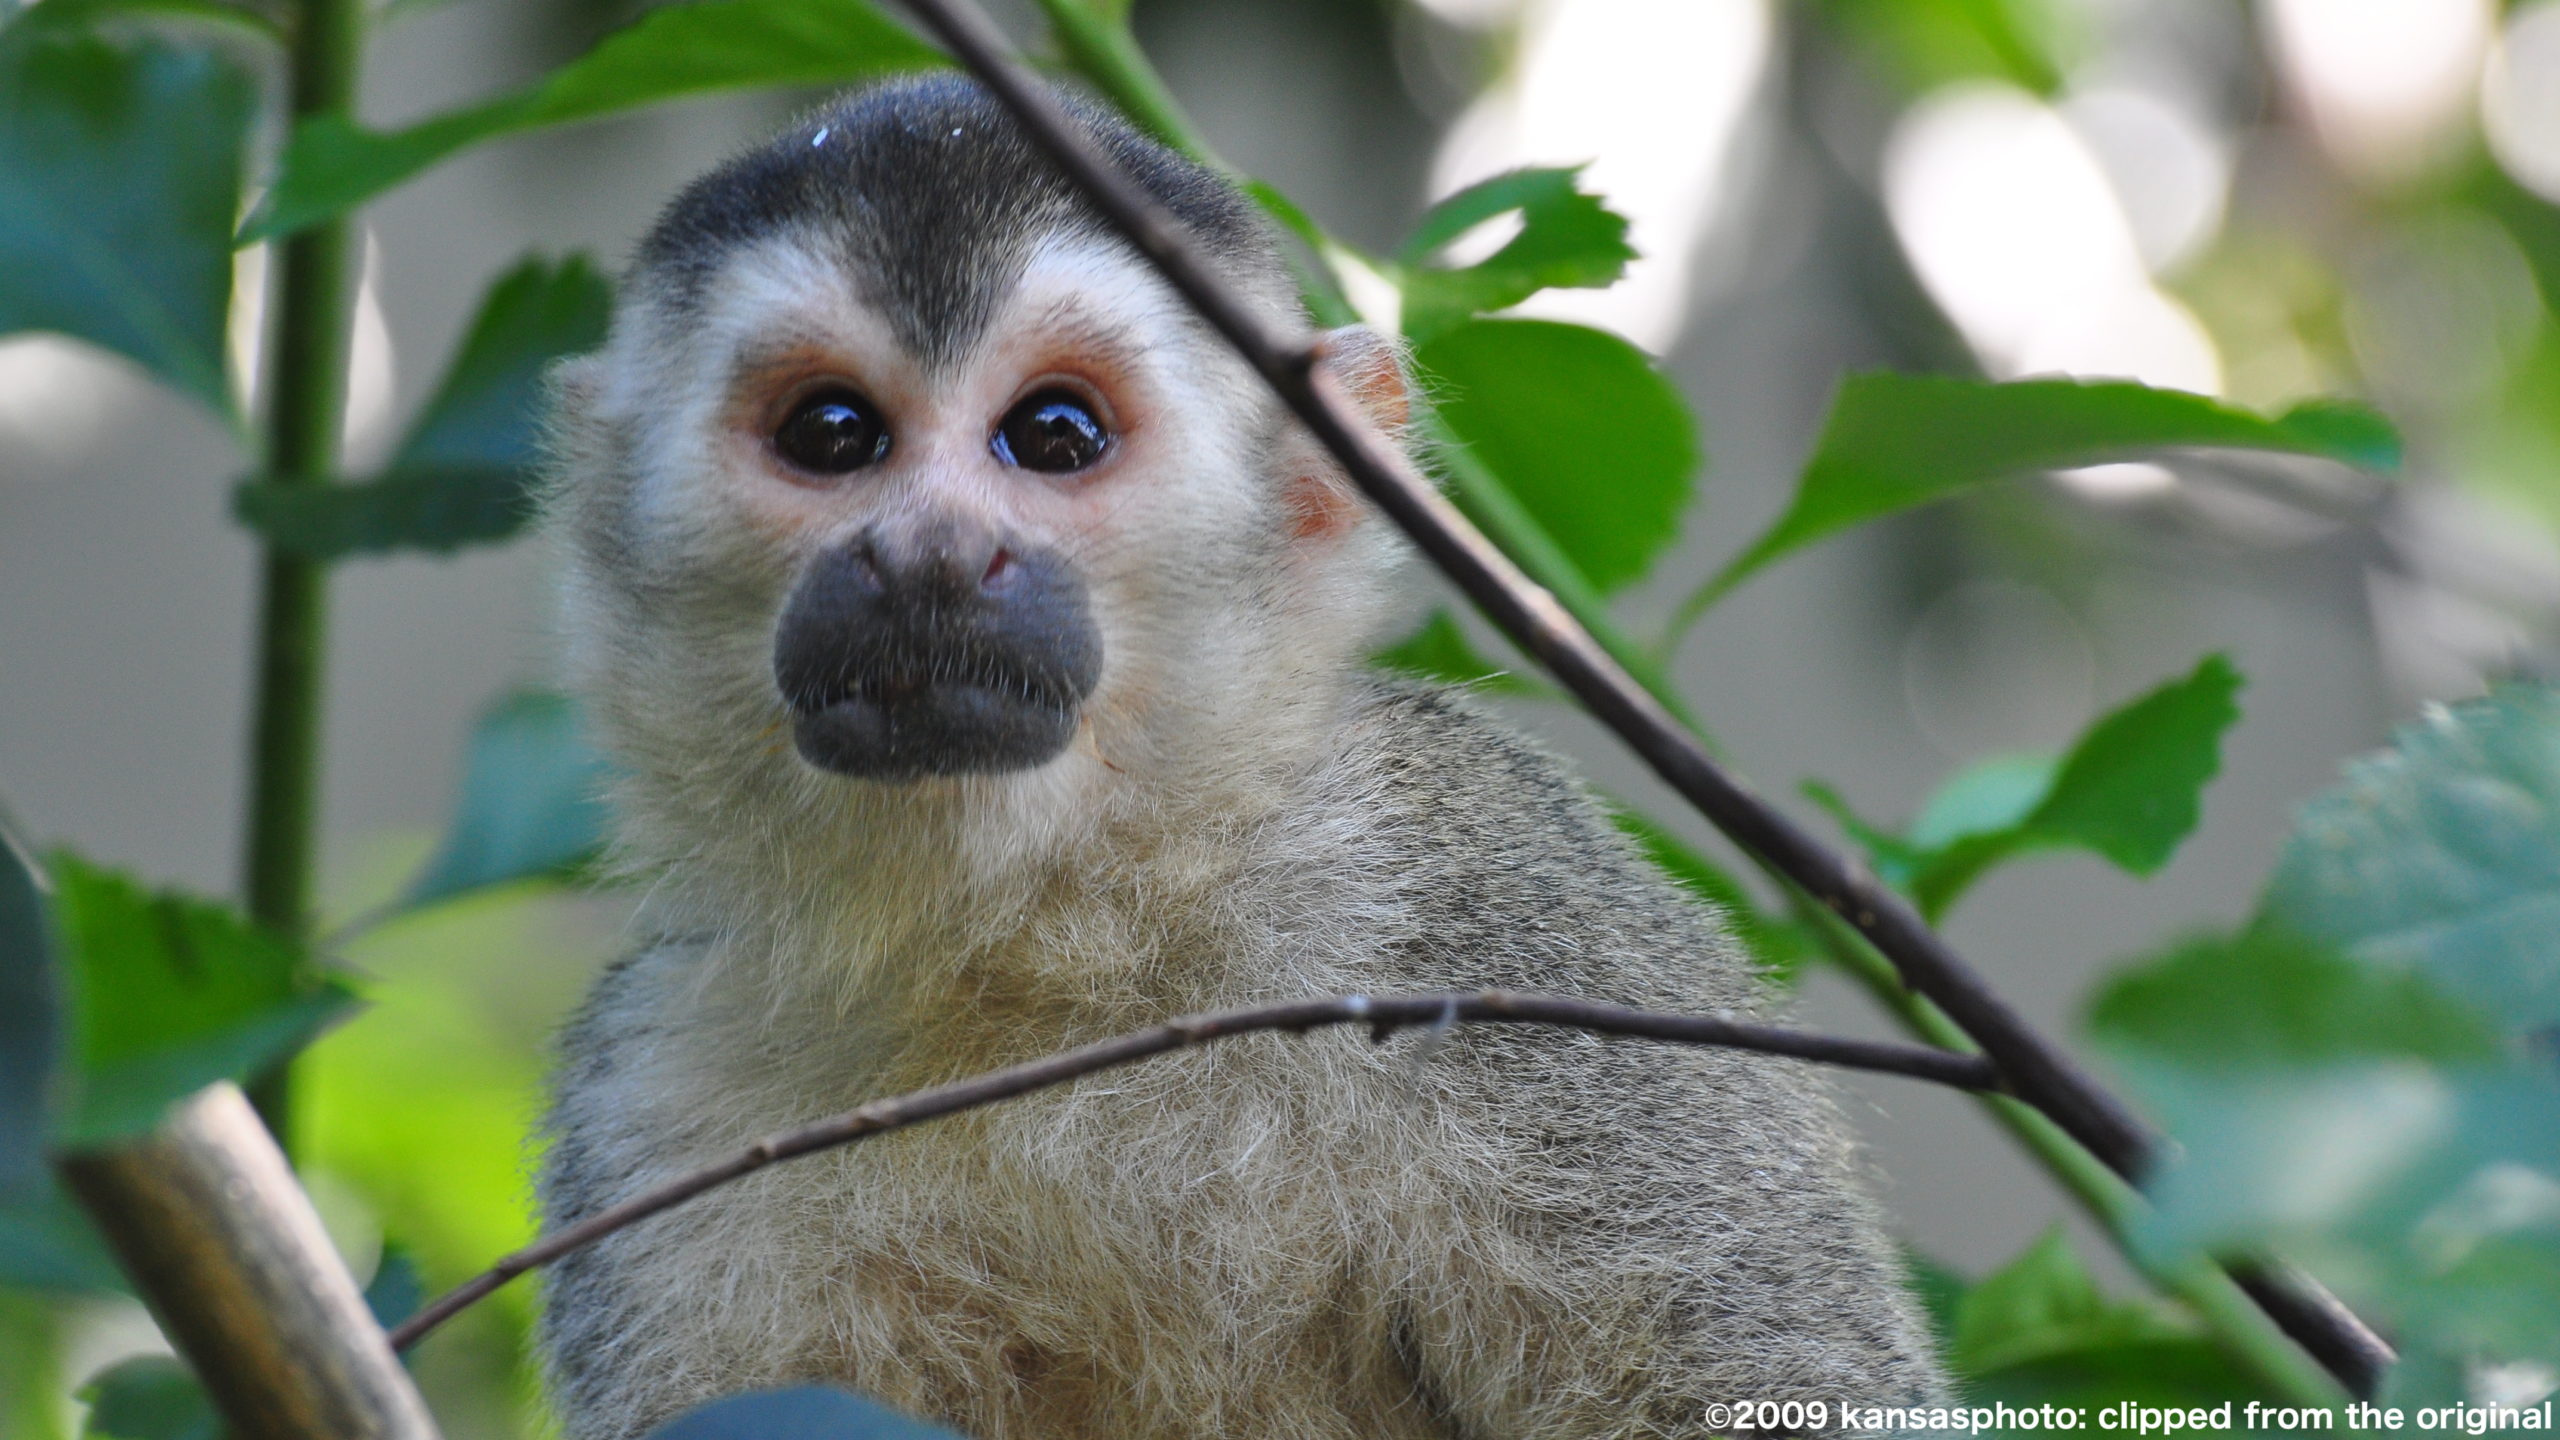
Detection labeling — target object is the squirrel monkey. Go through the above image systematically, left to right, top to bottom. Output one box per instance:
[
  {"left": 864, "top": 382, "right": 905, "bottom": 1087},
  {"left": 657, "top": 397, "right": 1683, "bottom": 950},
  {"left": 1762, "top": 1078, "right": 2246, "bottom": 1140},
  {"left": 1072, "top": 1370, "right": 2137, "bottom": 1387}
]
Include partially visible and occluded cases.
[{"left": 539, "top": 74, "right": 1944, "bottom": 1440}]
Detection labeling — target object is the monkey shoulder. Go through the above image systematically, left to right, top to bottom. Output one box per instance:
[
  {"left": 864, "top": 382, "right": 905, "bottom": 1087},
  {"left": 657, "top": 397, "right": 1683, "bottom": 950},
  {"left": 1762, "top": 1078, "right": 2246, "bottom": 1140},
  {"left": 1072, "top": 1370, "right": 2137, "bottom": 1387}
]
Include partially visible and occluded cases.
[{"left": 1322, "top": 676, "right": 1761, "bottom": 1012}]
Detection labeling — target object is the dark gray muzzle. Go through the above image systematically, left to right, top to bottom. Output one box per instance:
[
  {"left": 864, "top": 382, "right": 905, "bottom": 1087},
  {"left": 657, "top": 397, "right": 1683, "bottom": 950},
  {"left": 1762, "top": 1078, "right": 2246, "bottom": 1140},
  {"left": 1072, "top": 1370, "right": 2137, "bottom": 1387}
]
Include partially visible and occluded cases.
[{"left": 772, "top": 519, "right": 1102, "bottom": 781}]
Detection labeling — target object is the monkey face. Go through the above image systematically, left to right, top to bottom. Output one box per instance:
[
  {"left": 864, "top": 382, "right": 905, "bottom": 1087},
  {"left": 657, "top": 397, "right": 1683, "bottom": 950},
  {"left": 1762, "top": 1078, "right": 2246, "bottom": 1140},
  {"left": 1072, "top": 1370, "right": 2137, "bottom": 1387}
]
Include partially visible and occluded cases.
[{"left": 548, "top": 80, "right": 1408, "bottom": 866}]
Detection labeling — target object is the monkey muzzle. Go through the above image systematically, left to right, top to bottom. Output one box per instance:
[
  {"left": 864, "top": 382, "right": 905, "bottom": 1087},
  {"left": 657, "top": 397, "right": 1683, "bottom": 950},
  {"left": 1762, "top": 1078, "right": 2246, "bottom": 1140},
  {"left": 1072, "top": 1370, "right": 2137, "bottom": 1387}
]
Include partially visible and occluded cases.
[{"left": 772, "top": 520, "right": 1103, "bottom": 781}]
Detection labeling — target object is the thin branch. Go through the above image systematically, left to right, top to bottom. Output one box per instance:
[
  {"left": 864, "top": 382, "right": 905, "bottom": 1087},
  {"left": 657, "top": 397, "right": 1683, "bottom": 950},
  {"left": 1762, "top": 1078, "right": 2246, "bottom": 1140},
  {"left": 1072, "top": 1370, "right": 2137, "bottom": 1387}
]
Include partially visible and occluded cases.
[
  {"left": 884, "top": 0, "right": 2394, "bottom": 1394},
  {"left": 389, "top": 990, "right": 1998, "bottom": 1351}
]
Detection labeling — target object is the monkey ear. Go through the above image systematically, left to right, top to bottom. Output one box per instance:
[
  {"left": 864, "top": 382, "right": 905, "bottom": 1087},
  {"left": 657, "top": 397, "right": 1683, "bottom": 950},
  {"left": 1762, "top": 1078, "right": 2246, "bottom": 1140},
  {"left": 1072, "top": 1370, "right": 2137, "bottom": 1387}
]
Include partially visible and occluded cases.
[
  {"left": 1313, "top": 325, "right": 1410, "bottom": 432},
  {"left": 1282, "top": 327, "right": 1408, "bottom": 545},
  {"left": 548, "top": 354, "right": 606, "bottom": 421}
]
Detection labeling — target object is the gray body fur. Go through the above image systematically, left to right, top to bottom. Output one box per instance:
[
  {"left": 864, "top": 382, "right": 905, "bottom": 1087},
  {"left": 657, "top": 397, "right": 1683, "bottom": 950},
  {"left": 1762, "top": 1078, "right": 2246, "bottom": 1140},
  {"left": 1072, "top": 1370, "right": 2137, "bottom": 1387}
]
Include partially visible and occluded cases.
[{"left": 539, "top": 76, "right": 1943, "bottom": 1439}]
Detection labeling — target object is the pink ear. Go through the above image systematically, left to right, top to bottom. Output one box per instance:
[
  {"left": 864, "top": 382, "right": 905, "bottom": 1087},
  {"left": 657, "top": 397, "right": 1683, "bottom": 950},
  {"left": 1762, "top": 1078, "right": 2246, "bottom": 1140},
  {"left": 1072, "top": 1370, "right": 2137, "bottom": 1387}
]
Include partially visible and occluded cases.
[
  {"left": 1317, "top": 326, "right": 1411, "bottom": 430},
  {"left": 1287, "top": 328, "right": 1410, "bottom": 543}
]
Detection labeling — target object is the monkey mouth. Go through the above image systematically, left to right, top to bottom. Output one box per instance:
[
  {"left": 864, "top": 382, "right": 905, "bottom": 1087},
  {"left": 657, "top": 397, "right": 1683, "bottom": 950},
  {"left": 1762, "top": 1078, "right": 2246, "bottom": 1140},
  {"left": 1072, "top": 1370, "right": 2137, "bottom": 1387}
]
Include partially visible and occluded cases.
[
  {"left": 770, "top": 527, "right": 1104, "bottom": 782},
  {"left": 781, "top": 657, "right": 1093, "bottom": 782}
]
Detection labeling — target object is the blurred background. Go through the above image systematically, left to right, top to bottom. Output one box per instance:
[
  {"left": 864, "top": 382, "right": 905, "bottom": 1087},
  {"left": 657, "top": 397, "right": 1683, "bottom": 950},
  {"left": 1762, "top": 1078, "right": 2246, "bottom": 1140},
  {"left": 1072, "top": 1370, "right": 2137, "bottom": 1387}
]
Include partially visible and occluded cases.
[{"left": 3, "top": 0, "right": 2557, "bottom": 1431}]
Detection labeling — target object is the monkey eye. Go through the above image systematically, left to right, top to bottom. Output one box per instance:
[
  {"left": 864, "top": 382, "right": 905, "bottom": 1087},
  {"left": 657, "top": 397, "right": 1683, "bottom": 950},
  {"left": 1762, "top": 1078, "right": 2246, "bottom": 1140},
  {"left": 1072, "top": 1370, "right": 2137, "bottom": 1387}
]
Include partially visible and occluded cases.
[
  {"left": 773, "top": 387, "right": 889, "bottom": 475},
  {"left": 994, "top": 391, "right": 1109, "bottom": 473}
]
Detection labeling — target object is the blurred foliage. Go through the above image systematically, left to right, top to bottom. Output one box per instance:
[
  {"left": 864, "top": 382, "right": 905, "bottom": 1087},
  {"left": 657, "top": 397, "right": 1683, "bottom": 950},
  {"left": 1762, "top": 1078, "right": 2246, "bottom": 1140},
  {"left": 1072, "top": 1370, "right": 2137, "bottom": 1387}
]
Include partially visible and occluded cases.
[
  {"left": 1, "top": 0, "right": 2556, "bottom": 1432},
  {"left": 246, "top": 0, "right": 945, "bottom": 240},
  {"left": 0, "top": 23, "right": 250, "bottom": 420},
  {"left": 236, "top": 255, "right": 613, "bottom": 560}
]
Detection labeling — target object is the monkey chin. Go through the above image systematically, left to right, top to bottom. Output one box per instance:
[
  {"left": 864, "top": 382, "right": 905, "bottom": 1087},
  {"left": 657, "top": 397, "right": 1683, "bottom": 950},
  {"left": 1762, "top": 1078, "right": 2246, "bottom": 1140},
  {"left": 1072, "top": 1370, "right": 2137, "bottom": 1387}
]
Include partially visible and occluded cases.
[{"left": 786, "top": 678, "right": 1088, "bottom": 783}]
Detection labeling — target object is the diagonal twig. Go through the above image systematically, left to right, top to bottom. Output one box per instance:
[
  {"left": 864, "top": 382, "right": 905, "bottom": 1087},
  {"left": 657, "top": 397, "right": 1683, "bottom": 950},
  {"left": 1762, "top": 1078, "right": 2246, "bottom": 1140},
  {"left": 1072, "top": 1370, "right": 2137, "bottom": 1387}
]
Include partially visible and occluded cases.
[
  {"left": 883, "top": 0, "right": 2393, "bottom": 1394},
  {"left": 389, "top": 990, "right": 2002, "bottom": 1351}
]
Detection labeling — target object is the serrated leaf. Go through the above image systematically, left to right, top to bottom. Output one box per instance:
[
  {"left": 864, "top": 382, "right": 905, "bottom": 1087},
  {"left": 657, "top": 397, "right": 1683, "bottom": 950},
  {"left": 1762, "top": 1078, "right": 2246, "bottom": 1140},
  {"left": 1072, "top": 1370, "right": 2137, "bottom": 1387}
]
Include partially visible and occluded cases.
[
  {"left": 247, "top": 0, "right": 942, "bottom": 240},
  {"left": 0, "top": 27, "right": 253, "bottom": 418},
  {"left": 1396, "top": 167, "right": 1634, "bottom": 342},
  {"left": 233, "top": 254, "right": 612, "bottom": 559},
  {"left": 1415, "top": 319, "right": 1699, "bottom": 595},
  {"left": 1688, "top": 375, "right": 2402, "bottom": 611},
  {"left": 1371, "top": 611, "right": 1542, "bottom": 696},
  {"left": 1994, "top": 653, "right": 2243, "bottom": 874},
  {"left": 1810, "top": 655, "right": 2244, "bottom": 920},
  {"left": 2262, "top": 681, "right": 2560, "bottom": 1040},
  {"left": 2091, "top": 683, "right": 2560, "bottom": 1376},
  {"left": 406, "top": 690, "right": 612, "bottom": 909},
  {"left": 1611, "top": 810, "right": 1810, "bottom": 986},
  {"left": 0, "top": 824, "right": 56, "bottom": 1198},
  {"left": 49, "top": 854, "right": 357, "bottom": 1148},
  {"left": 79, "top": 1355, "right": 216, "bottom": 1440},
  {"left": 646, "top": 1386, "right": 969, "bottom": 1440}
]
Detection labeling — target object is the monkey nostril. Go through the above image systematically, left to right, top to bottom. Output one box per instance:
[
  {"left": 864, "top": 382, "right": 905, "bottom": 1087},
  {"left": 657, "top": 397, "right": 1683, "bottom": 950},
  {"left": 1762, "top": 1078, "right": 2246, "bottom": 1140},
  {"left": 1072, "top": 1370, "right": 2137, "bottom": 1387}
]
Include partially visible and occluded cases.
[{"left": 981, "top": 547, "right": 1013, "bottom": 589}]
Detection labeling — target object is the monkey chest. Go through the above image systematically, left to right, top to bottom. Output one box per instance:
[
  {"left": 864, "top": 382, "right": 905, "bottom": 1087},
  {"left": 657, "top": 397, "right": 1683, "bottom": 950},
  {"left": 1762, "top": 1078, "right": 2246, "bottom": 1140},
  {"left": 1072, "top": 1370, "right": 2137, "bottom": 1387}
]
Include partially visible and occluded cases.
[{"left": 603, "top": 1038, "right": 1445, "bottom": 1439}]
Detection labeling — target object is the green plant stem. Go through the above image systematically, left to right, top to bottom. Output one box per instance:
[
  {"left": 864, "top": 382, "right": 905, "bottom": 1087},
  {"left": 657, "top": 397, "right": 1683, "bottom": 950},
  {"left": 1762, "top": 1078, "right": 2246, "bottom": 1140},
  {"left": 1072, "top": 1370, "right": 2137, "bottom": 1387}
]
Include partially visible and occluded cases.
[
  {"left": 241, "top": 0, "right": 365, "bottom": 1146},
  {"left": 1030, "top": 0, "right": 1210, "bottom": 160},
  {"left": 1043, "top": 6, "right": 2346, "bottom": 1397},
  {"left": 1798, "top": 898, "right": 2348, "bottom": 1407}
]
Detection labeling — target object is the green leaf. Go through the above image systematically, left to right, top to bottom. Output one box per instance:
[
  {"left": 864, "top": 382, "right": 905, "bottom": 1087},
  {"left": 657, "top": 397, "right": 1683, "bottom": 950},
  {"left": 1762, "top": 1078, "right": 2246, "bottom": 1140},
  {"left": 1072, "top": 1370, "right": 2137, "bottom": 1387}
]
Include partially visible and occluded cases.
[
  {"left": 3, "top": 0, "right": 284, "bottom": 44},
  {"left": 246, "top": 0, "right": 942, "bottom": 240},
  {"left": 1811, "top": 0, "right": 2079, "bottom": 97},
  {"left": 0, "top": 27, "right": 253, "bottom": 418},
  {"left": 1395, "top": 168, "right": 1635, "bottom": 342},
  {"left": 233, "top": 254, "right": 613, "bottom": 559},
  {"left": 394, "top": 254, "right": 615, "bottom": 474},
  {"left": 1414, "top": 319, "right": 1700, "bottom": 595},
  {"left": 1687, "top": 374, "right": 2402, "bottom": 612},
  {"left": 232, "top": 464, "right": 531, "bottom": 560},
  {"left": 1371, "top": 611, "right": 1543, "bottom": 697},
  {"left": 1989, "top": 653, "right": 2244, "bottom": 873},
  {"left": 1811, "top": 655, "right": 2244, "bottom": 920},
  {"left": 2262, "top": 681, "right": 2560, "bottom": 1040},
  {"left": 2088, "top": 684, "right": 2560, "bottom": 1376},
  {"left": 406, "top": 690, "right": 613, "bottom": 910},
  {"left": 1906, "top": 754, "right": 2060, "bottom": 852},
  {"left": 1611, "top": 810, "right": 1810, "bottom": 985},
  {"left": 0, "top": 824, "right": 57, "bottom": 1197},
  {"left": 49, "top": 855, "right": 357, "bottom": 1148},
  {"left": 2087, "top": 928, "right": 2502, "bottom": 1076},
  {"left": 2126, "top": 1063, "right": 2560, "bottom": 1374},
  {"left": 0, "top": 1176, "right": 124, "bottom": 1292},
  {"left": 1951, "top": 1229, "right": 2195, "bottom": 1376},
  {"left": 363, "top": 1243, "right": 423, "bottom": 1330},
  {"left": 79, "top": 1356, "right": 216, "bottom": 1440},
  {"left": 646, "top": 1386, "right": 969, "bottom": 1440}
]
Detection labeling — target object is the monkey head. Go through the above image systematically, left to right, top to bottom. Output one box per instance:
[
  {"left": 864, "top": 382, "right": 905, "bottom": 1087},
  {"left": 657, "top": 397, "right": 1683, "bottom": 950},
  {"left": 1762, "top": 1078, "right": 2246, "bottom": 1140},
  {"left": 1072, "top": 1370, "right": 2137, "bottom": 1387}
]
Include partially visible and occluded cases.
[{"left": 546, "top": 76, "right": 1411, "bottom": 890}]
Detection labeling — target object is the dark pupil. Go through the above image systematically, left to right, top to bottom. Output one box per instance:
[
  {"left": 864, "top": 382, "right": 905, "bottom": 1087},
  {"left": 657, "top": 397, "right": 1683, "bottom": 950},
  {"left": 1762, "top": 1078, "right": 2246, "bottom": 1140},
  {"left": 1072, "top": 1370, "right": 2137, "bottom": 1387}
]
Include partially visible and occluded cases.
[
  {"left": 775, "top": 391, "right": 886, "bottom": 474},
  {"left": 999, "top": 394, "right": 1106, "bottom": 472}
]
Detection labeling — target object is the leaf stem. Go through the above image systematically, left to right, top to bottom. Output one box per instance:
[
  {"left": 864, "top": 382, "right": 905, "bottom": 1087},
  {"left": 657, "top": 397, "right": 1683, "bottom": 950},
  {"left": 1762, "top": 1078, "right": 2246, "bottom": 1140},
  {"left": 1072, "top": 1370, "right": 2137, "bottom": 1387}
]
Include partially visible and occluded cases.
[{"left": 240, "top": 0, "right": 365, "bottom": 1145}]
